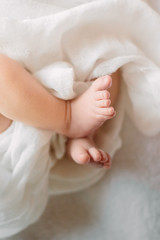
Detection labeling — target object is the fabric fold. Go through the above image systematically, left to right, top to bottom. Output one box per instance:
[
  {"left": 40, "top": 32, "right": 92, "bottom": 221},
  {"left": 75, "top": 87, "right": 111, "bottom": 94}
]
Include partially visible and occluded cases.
[{"left": 0, "top": 0, "right": 159, "bottom": 237}]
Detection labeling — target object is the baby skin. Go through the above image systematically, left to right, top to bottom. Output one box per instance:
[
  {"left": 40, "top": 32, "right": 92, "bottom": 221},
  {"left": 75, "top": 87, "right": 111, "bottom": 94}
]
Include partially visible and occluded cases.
[
  {"left": 0, "top": 54, "right": 120, "bottom": 169},
  {"left": 67, "top": 71, "right": 120, "bottom": 168}
]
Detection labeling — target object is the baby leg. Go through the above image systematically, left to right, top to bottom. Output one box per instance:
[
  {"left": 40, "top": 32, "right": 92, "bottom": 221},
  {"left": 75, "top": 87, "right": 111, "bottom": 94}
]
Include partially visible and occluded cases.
[
  {"left": 0, "top": 54, "right": 114, "bottom": 138},
  {"left": 0, "top": 54, "right": 69, "bottom": 136},
  {"left": 67, "top": 69, "right": 121, "bottom": 168}
]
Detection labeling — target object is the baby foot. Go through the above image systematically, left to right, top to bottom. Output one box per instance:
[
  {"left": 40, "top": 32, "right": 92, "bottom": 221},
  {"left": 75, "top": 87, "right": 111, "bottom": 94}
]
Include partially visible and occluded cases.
[
  {"left": 67, "top": 75, "right": 116, "bottom": 138},
  {"left": 67, "top": 137, "right": 111, "bottom": 169}
]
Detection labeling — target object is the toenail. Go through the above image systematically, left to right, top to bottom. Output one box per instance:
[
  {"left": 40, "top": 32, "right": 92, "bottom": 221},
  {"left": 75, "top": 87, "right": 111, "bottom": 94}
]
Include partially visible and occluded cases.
[
  {"left": 104, "top": 75, "right": 112, "bottom": 87},
  {"left": 103, "top": 77, "right": 108, "bottom": 84},
  {"left": 106, "top": 91, "right": 110, "bottom": 98},
  {"left": 103, "top": 92, "right": 109, "bottom": 99},
  {"left": 103, "top": 93, "right": 107, "bottom": 98},
  {"left": 107, "top": 99, "right": 111, "bottom": 106},
  {"left": 103, "top": 100, "right": 108, "bottom": 106},
  {"left": 109, "top": 108, "right": 114, "bottom": 114},
  {"left": 111, "top": 111, "right": 116, "bottom": 116}
]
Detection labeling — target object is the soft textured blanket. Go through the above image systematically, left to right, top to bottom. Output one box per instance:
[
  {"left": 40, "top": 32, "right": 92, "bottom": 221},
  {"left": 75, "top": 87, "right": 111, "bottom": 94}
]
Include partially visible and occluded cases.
[{"left": 0, "top": 0, "right": 160, "bottom": 237}]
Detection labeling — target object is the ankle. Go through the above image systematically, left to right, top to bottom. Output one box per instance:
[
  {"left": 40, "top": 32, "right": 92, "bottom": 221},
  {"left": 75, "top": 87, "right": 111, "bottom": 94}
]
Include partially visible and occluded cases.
[
  {"left": 62, "top": 98, "right": 82, "bottom": 138},
  {"left": 60, "top": 100, "right": 72, "bottom": 137}
]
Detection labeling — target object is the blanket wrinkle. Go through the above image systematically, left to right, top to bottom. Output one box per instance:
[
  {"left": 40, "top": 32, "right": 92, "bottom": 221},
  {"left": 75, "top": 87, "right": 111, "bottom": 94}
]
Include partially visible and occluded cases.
[{"left": 0, "top": 0, "right": 159, "bottom": 237}]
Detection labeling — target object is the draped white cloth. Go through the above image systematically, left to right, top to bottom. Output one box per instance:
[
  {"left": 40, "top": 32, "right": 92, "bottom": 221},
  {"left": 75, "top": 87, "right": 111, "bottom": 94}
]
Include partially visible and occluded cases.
[{"left": 0, "top": 0, "right": 159, "bottom": 237}]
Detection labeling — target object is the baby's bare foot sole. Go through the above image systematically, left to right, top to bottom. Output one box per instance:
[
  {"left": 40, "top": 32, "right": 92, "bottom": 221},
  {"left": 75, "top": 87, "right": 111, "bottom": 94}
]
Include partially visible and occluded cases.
[
  {"left": 67, "top": 75, "right": 116, "bottom": 138},
  {"left": 67, "top": 137, "right": 111, "bottom": 169}
]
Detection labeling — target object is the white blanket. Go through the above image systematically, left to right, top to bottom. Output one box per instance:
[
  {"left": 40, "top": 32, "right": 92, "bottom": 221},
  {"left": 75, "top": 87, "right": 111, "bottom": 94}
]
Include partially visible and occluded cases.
[{"left": 0, "top": 0, "right": 160, "bottom": 237}]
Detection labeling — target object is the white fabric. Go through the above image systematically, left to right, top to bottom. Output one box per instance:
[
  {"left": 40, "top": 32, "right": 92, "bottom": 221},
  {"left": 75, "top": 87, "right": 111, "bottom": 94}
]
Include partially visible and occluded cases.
[
  {"left": 0, "top": 0, "right": 160, "bottom": 237},
  {"left": 9, "top": 116, "right": 160, "bottom": 240}
]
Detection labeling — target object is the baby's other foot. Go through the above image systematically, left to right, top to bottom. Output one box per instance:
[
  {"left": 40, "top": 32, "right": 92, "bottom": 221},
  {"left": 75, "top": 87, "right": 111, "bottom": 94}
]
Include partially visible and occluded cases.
[
  {"left": 67, "top": 75, "right": 116, "bottom": 138},
  {"left": 67, "top": 137, "right": 111, "bottom": 169}
]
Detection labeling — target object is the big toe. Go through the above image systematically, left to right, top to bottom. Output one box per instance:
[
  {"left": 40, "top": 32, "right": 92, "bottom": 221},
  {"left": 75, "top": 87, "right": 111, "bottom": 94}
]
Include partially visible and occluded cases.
[
  {"left": 92, "top": 75, "right": 112, "bottom": 91},
  {"left": 76, "top": 152, "right": 90, "bottom": 165}
]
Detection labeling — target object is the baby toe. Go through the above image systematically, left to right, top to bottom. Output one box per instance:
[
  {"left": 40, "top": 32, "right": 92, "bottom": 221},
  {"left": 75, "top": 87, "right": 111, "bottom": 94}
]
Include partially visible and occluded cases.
[
  {"left": 92, "top": 75, "right": 112, "bottom": 91},
  {"left": 95, "top": 90, "right": 110, "bottom": 100},
  {"left": 96, "top": 99, "right": 111, "bottom": 108},
  {"left": 97, "top": 106, "right": 115, "bottom": 116},
  {"left": 88, "top": 147, "right": 102, "bottom": 162},
  {"left": 99, "top": 149, "right": 109, "bottom": 163},
  {"left": 99, "top": 150, "right": 111, "bottom": 167},
  {"left": 77, "top": 152, "right": 90, "bottom": 164},
  {"left": 104, "top": 155, "right": 112, "bottom": 168}
]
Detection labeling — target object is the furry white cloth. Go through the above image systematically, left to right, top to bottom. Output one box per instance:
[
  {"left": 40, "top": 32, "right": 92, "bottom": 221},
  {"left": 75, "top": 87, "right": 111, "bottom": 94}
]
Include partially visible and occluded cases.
[{"left": 0, "top": 0, "right": 159, "bottom": 237}]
